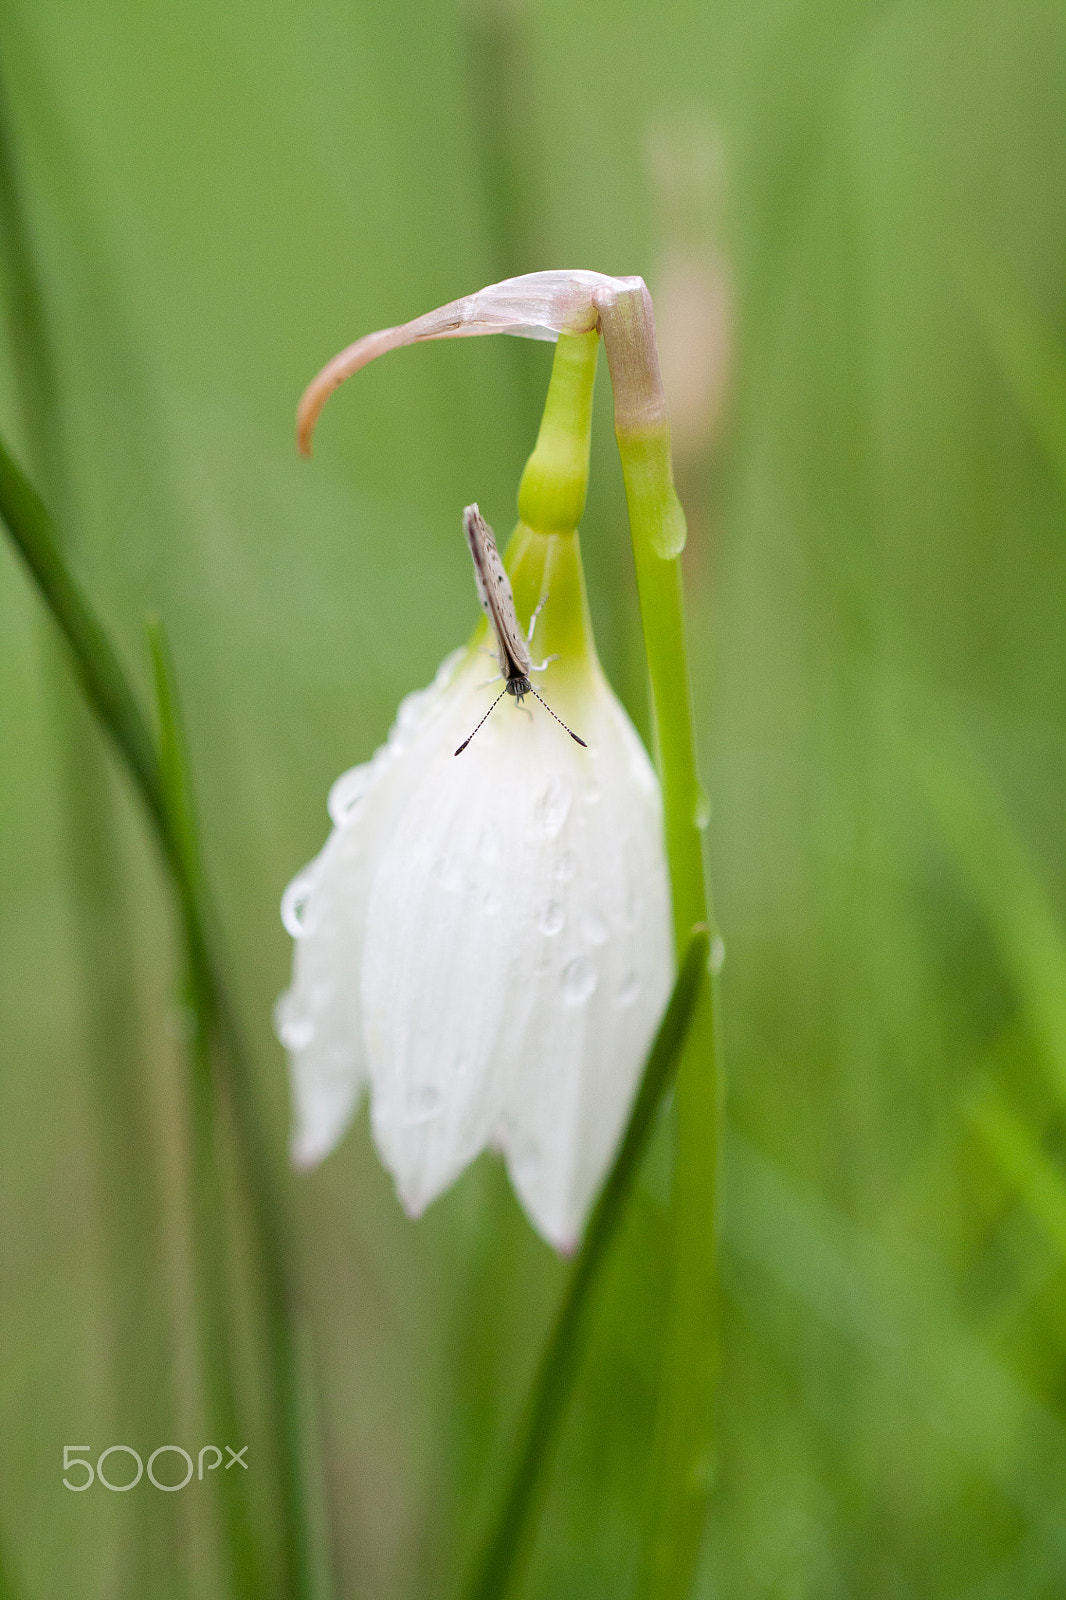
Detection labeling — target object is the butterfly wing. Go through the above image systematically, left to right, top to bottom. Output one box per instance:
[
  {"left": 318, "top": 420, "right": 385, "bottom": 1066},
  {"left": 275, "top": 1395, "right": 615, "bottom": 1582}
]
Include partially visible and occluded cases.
[{"left": 463, "top": 504, "right": 532, "bottom": 680}]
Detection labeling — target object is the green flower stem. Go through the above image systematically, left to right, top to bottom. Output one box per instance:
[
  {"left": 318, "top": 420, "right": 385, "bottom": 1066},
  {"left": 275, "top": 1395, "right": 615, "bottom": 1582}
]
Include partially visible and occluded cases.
[
  {"left": 600, "top": 283, "right": 720, "bottom": 1598},
  {"left": 517, "top": 328, "right": 598, "bottom": 534},
  {"left": 0, "top": 437, "right": 318, "bottom": 1600},
  {"left": 466, "top": 928, "right": 710, "bottom": 1600}
]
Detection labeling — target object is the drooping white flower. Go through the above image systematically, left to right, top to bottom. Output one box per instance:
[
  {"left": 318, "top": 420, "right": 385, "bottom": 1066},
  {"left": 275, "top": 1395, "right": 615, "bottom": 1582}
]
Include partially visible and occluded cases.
[{"left": 276, "top": 521, "right": 673, "bottom": 1251}]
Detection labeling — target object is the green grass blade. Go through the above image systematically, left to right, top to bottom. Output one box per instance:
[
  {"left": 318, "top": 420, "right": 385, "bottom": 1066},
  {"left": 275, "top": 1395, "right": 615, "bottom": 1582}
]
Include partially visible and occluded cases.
[
  {"left": 0, "top": 65, "right": 184, "bottom": 1594},
  {"left": 0, "top": 433, "right": 166, "bottom": 836},
  {"left": 0, "top": 436, "right": 320, "bottom": 1600},
  {"left": 146, "top": 615, "right": 264, "bottom": 1597},
  {"left": 464, "top": 927, "right": 710, "bottom": 1600}
]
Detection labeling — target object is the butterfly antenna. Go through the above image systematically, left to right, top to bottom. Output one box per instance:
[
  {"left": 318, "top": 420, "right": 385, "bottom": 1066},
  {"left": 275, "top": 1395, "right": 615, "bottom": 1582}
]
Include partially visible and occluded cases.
[
  {"left": 455, "top": 688, "right": 508, "bottom": 755},
  {"left": 529, "top": 688, "right": 587, "bottom": 748}
]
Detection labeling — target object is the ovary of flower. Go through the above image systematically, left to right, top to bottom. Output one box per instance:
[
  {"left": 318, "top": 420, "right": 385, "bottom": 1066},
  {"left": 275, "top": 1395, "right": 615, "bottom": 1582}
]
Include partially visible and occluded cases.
[{"left": 276, "top": 639, "right": 673, "bottom": 1252}]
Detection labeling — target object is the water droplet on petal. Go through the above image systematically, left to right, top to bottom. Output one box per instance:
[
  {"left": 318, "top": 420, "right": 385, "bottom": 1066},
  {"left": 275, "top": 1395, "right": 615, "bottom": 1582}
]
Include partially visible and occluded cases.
[
  {"left": 396, "top": 688, "right": 428, "bottom": 738},
  {"left": 327, "top": 764, "right": 374, "bottom": 825},
  {"left": 534, "top": 775, "right": 572, "bottom": 839},
  {"left": 555, "top": 850, "right": 577, "bottom": 883},
  {"left": 433, "top": 851, "right": 464, "bottom": 891},
  {"left": 281, "top": 868, "right": 317, "bottom": 938},
  {"left": 537, "top": 900, "right": 565, "bottom": 936},
  {"left": 581, "top": 910, "right": 608, "bottom": 946},
  {"left": 710, "top": 935, "right": 726, "bottom": 974},
  {"left": 561, "top": 956, "right": 597, "bottom": 1007},
  {"left": 618, "top": 970, "right": 641, "bottom": 1007},
  {"left": 275, "top": 993, "right": 315, "bottom": 1050},
  {"left": 408, "top": 1084, "right": 442, "bottom": 1121}
]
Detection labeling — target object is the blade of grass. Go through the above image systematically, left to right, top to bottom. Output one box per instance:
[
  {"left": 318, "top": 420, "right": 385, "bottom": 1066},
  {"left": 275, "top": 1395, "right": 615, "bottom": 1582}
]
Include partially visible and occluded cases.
[
  {"left": 0, "top": 45, "right": 181, "bottom": 1595},
  {"left": 0, "top": 435, "right": 319, "bottom": 1600},
  {"left": 147, "top": 615, "right": 264, "bottom": 1597},
  {"left": 464, "top": 926, "right": 710, "bottom": 1600}
]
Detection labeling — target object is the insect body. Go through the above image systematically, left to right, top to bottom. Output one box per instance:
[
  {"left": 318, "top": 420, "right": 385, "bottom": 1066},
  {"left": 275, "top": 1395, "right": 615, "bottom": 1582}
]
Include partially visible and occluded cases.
[
  {"left": 464, "top": 503, "right": 532, "bottom": 697},
  {"left": 456, "top": 504, "right": 587, "bottom": 755}
]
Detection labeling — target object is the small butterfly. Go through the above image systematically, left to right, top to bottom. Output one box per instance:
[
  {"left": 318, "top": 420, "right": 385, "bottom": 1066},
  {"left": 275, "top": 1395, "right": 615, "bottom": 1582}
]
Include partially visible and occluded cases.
[{"left": 456, "top": 504, "right": 588, "bottom": 756}]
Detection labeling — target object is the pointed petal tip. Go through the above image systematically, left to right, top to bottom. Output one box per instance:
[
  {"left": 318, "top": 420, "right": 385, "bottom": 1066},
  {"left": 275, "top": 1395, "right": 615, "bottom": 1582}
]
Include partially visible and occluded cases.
[
  {"left": 295, "top": 271, "right": 647, "bottom": 452},
  {"left": 290, "top": 1136, "right": 325, "bottom": 1172}
]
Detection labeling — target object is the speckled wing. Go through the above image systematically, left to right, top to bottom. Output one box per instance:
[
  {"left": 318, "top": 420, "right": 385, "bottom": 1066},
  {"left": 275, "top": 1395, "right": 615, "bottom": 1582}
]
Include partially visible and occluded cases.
[{"left": 463, "top": 504, "right": 531, "bottom": 680}]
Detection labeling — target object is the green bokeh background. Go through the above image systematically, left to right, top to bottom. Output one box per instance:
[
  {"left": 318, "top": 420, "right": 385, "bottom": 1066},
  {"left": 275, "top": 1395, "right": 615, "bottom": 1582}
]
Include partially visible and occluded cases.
[{"left": 2, "top": 1, "right": 1066, "bottom": 1596}]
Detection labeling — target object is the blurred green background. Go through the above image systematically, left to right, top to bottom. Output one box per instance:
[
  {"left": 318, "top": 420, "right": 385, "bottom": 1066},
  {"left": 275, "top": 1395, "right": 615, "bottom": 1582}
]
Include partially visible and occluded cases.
[{"left": 2, "top": 0, "right": 1066, "bottom": 1596}]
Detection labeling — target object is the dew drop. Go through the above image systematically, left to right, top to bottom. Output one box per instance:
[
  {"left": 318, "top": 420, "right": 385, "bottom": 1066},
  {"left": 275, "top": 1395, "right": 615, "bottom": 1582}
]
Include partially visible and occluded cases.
[
  {"left": 396, "top": 687, "right": 428, "bottom": 738},
  {"left": 327, "top": 764, "right": 374, "bottom": 826},
  {"left": 534, "top": 775, "right": 572, "bottom": 839},
  {"left": 555, "top": 850, "right": 577, "bottom": 883},
  {"left": 433, "top": 851, "right": 464, "bottom": 891},
  {"left": 281, "top": 869, "right": 317, "bottom": 938},
  {"left": 622, "top": 880, "right": 641, "bottom": 929},
  {"left": 537, "top": 900, "right": 565, "bottom": 937},
  {"left": 581, "top": 910, "right": 608, "bottom": 946},
  {"left": 710, "top": 935, "right": 726, "bottom": 974},
  {"left": 561, "top": 956, "right": 597, "bottom": 1007},
  {"left": 618, "top": 970, "right": 641, "bottom": 1007},
  {"left": 275, "top": 994, "right": 315, "bottom": 1051},
  {"left": 408, "top": 1084, "right": 442, "bottom": 1121}
]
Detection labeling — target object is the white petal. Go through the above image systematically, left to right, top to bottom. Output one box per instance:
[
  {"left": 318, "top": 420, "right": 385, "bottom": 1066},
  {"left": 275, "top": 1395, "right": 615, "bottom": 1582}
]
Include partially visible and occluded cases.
[
  {"left": 278, "top": 637, "right": 675, "bottom": 1253},
  {"left": 278, "top": 650, "right": 465, "bottom": 1166},
  {"left": 360, "top": 658, "right": 537, "bottom": 1214},
  {"left": 492, "top": 689, "right": 673, "bottom": 1249}
]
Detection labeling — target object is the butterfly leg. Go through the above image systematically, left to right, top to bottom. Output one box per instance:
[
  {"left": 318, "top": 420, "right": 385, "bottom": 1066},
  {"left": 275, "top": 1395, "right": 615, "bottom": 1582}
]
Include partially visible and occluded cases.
[
  {"left": 526, "top": 591, "right": 549, "bottom": 643},
  {"left": 530, "top": 653, "right": 559, "bottom": 674}
]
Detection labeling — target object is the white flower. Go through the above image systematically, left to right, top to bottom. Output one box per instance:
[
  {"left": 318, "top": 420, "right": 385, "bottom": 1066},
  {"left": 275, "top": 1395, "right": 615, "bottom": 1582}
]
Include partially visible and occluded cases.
[{"left": 276, "top": 570, "right": 673, "bottom": 1251}]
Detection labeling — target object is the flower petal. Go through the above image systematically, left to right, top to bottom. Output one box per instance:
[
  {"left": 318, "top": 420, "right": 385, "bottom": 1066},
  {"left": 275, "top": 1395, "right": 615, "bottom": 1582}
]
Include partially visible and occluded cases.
[
  {"left": 297, "top": 270, "right": 641, "bottom": 454},
  {"left": 278, "top": 649, "right": 466, "bottom": 1166},
  {"left": 360, "top": 655, "right": 535, "bottom": 1214},
  {"left": 492, "top": 689, "right": 673, "bottom": 1249}
]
